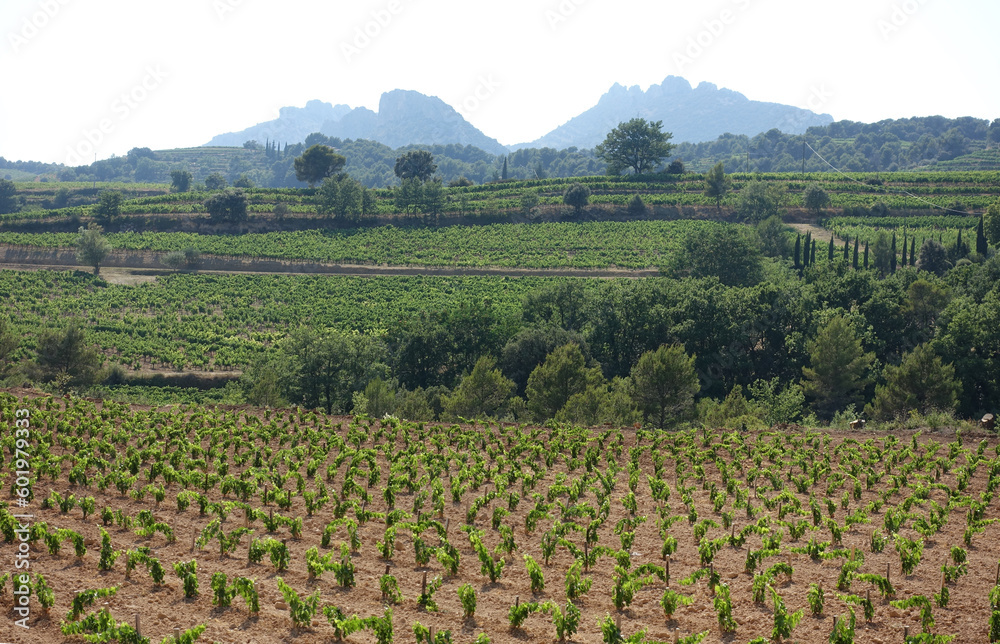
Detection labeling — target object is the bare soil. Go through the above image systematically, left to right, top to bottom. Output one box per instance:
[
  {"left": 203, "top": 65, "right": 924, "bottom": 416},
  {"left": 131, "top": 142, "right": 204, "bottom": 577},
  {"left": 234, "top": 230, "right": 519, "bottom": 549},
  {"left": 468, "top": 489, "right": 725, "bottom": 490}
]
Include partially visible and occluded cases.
[{"left": 2, "top": 392, "right": 998, "bottom": 644}]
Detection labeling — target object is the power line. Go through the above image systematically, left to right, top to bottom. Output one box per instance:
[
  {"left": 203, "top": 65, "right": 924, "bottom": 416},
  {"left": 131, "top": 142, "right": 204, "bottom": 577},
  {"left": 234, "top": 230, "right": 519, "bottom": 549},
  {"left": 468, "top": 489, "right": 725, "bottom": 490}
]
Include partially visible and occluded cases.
[{"left": 803, "top": 142, "right": 972, "bottom": 215}]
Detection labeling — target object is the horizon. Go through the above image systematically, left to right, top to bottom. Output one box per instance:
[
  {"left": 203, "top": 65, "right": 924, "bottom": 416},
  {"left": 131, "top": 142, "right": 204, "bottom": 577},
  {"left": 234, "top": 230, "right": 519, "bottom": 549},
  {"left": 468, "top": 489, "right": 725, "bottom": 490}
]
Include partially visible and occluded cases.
[{"left": 1, "top": 0, "right": 997, "bottom": 165}]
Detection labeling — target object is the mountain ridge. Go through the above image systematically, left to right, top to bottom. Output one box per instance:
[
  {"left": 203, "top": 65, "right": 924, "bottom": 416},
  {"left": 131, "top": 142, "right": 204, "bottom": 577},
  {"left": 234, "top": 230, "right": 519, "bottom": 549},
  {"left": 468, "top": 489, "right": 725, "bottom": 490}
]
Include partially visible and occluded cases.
[{"left": 202, "top": 77, "right": 833, "bottom": 153}]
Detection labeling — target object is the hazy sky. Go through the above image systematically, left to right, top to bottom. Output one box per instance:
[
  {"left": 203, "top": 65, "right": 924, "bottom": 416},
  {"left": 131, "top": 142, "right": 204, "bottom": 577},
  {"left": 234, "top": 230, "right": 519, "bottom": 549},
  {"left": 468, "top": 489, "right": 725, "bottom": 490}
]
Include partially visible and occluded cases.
[{"left": 1, "top": 0, "right": 996, "bottom": 165}]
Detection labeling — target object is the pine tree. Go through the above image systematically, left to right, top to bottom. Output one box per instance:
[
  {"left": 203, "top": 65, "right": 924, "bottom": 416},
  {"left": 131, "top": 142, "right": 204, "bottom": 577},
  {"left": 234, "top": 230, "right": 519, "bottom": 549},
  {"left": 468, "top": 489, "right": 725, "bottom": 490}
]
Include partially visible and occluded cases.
[
  {"left": 890, "top": 232, "right": 897, "bottom": 273},
  {"left": 794, "top": 235, "right": 802, "bottom": 269},
  {"left": 828, "top": 237, "right": 835, "bottom": 262},
  {"left": 853, "top": 238, "right": 859, "bottom": 269},
  {"left": 863, "top": 242, "right": 869, "bottom": 269}
]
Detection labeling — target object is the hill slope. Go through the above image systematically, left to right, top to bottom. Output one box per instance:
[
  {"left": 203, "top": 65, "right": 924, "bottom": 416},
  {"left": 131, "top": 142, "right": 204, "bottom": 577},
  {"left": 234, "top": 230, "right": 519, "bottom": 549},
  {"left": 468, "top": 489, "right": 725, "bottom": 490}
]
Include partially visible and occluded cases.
[{"left": 514, "top": 76, "right": 834, "bottom": 150}]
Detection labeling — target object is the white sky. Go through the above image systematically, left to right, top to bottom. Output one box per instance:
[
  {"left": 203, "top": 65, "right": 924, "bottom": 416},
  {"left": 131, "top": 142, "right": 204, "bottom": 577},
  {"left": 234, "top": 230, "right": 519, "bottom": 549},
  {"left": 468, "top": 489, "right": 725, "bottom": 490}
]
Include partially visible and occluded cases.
[{"left": 1, "top": 0, "right": 996, "bottom": 165}]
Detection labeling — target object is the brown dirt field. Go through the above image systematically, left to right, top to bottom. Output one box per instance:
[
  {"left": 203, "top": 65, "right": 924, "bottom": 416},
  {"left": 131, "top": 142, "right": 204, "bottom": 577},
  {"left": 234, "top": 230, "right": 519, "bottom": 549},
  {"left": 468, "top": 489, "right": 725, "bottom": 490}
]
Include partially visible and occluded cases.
[{"left": 1, "top": 392, "right": 998, "bottom": 644}]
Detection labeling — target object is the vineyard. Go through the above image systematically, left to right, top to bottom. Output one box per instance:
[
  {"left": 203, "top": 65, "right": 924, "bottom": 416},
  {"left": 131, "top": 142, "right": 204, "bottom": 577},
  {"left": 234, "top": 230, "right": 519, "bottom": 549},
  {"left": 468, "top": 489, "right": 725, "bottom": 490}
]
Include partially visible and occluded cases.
[
  {"left": 5, "top": 171, "right": 1000, "bottom": 224},
  {"left": 823, "top": 217, "right": 981, "bottom": 250},
  {"left": 0, "top": 220, "right": 711, "bottom": 270},
  {"left": 0, "top": 271, "right": 558, "bottom": 371},
  {"left": 2, "top": 393, "right": 999, "bottom": 643}
]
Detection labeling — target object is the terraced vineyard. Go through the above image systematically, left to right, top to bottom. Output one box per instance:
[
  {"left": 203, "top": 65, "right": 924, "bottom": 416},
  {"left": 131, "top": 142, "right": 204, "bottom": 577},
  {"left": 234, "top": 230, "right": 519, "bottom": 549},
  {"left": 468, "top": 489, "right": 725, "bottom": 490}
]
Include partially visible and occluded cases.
[
  {"left": 6, "top": 171, "right": 1000, "bottom": 224},
  {"left": 824, "top": 216, "right": 981, "bottom": 249},
  {"left": 0, "top": 220, "right": 705, "bottom": 269},
  {"left": 0, "top": 271, "right": 560, "bottom": 371},
  {"left": 3, "top": 393, "right": 999, "bottom": 643}
]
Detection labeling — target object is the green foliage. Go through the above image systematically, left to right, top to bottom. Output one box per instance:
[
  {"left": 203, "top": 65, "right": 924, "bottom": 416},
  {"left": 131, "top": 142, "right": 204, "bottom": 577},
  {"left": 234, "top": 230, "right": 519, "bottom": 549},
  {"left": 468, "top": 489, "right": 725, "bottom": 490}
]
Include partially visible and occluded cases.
[
  {"left": 596, "top": 118, "right": 674, "bottom": 176},
  {"left": 294, "top": 144, "right": 346, "bottom": 187},
  {"left": 703, "top": 162, "right": 731, "bottom": 208},
  {"left": 802, "top": 314, "right": 875, "bottom": 419},
  {"left": 631, "top": 343, "right": 700, "bottom": 428},
  {"left": 868, "top": 343, "right": 960, "bottom": 420},
  {"left": 98, "top": 527, "right": 118, "bottom": 571},
  {"left": 524, "top": 554, "right": 545, "bottom": 593},
  {"left": 173, "top": 560, "right": 198, "bottom": 598},
  {"left": 562, "top": 561, "right": 593, "bottom": 602},
  {"left": 380, "top": 574, "right": 403, "bottom": 604},
  {"left": 417, "top": 576, "right": 444, "bottom": 611},
  {"left": 276, "top": 577, "right": 320, "bottom": 628},
  {"left": 457, "top": 583, "right": 477, "bottom": 617},
  {"left": 713, "top": 583, "right": 738, "bottom": 633},
  {"left": 808, "top": 583, "right": 825, "bottom": 615},
  {"left": 68, "top": 586, "right": 119, "bottom": 620},
  {"left": 660, "top": 588, "right": 693, "bottom": 618},
  {"left": 829, "top": 609, "right": 857, "bottom": 644},
  {"left": 158, "top": 624, "right": 207, "bottom": 644}
]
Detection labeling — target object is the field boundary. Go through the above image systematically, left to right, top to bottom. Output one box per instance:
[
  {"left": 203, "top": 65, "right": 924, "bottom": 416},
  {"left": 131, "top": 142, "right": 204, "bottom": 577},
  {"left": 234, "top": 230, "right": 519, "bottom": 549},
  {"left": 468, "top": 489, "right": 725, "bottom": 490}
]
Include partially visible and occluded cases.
[{"left": 0, "top": 244, "right": 660, "bottom": 279}]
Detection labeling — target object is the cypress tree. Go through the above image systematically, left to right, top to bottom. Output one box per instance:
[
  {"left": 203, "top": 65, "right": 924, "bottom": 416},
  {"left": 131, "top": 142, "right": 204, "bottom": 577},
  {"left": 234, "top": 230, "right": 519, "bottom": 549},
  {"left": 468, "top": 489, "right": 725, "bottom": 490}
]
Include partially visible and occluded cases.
[
  {"left": 977, "top": 215, "right": 989, "bottom": 256},
  {"left": 804, "top": 231, "right": 812, "bottom": 267},
  {"left": 890, "top": 232, "right": 897, "bottom": 273},
  {"left": 901, "top": 233, "right": 908, "bottom": 266},
  {"left": 794, "top": 235, "right": 802, "bottom": 269},
  {"left": 828, "top": 236, "right": 835, "bottom": 261},
  {"left": 843, "top": 237, "right": 850, "bottom": 261},
  {"left": 910, "top": 237, "right": 916, "bottom": 265},
  {"left": 853, "top": 238, "right": 859, "bottom": 269},
  {"left": 811, "top": 240, "right": 817, "bottom": 265},
  {"left": 863, "top": 241, "right": 869, "bottom": 269}
]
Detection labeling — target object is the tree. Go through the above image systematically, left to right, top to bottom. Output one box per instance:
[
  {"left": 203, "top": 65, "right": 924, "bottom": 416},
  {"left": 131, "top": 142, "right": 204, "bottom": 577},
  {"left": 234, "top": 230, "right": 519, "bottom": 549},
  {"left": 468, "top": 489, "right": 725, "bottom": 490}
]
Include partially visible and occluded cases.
[
  {"left": 595, "top": 118, "right": 674, "bottom": 175},
  {"left": 294, "top": 145, "right": 346, "bottom": 187},
  {"left": 394, "top": 150, "right": 437, "bottom": 182},
  {"left": 703, "top": 162, "right": 731, "bottom": 209},
  {"left": 170, "top": 169, "right": 192, "bottom": 193},
  {"left": 205, "top": 173, "right": 228, "bottom": 190},
  {"left": 318, "top": 176, "right": 363, "bottom": 220},
  {"left": 0, "top": 178, "right": 19, "bottom": 214},
  {"left": 395, "top": 178, "right": 424, "bottom": 214},
  {"left": 422, "top": 179, "right": 444, "bottom": 215},
  {"left": 735, "top": 181, "right": 785, "bottom": 223},
  {"left": 563, "top": 183, "right": 591, "bottom": 216},
  {"left": 803, "top": 183, "right": 830, "bottom": 214},
  {"left": 204, "top": 188, "right": 248, "bottom": 223},
  {"left": 93, "top": 190, "right": 122, "bottom": 223},
  {"left": 520, "top": 190, "right": 540, "bottom": 217},
  {"left": 627, "top": 194, "right": 648, "bottom": 217},
  {"left": 985, "top": 201, "right": 1000, "bottom": 246},
  {"left": 757, "top": 215, "right": 790, "bottom": 258},
  {"left": 976, "top": 215, "right": 989, "bottom": 255},
  {"left": 670, "top": 223, "right": 764, "bottom": 287},
  {"left": 76, "top": 224, "right": 111, "bottom": 275},
  {"left": 872, "top": 231, "right": 893, "bottom": 276},
  {"left": 793, "top": 234, "right": 802, "bottom": 269},
  {"left": 916, "top": 239, "right": 950, "bottom": 276},
  {"left": 801, "top": 314, "right": 875, "bottom": 418},
  {"left": 33, "top": 320, "right": 103, "bottom": 390},
  {"left": 280, "top": 327, "right": 388, "bottom": 414},
  {"left": 525, "top": 343, "right": 601, "bottom": 422},
  {"left": 867, "top": 343, "right": 960, "bottom": 420},
  {"left": 630, "top": 344, "right": 700, "bottom": 428},
  {"left": 442, "top": 356, "right": 515, "bottom": 420}
]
